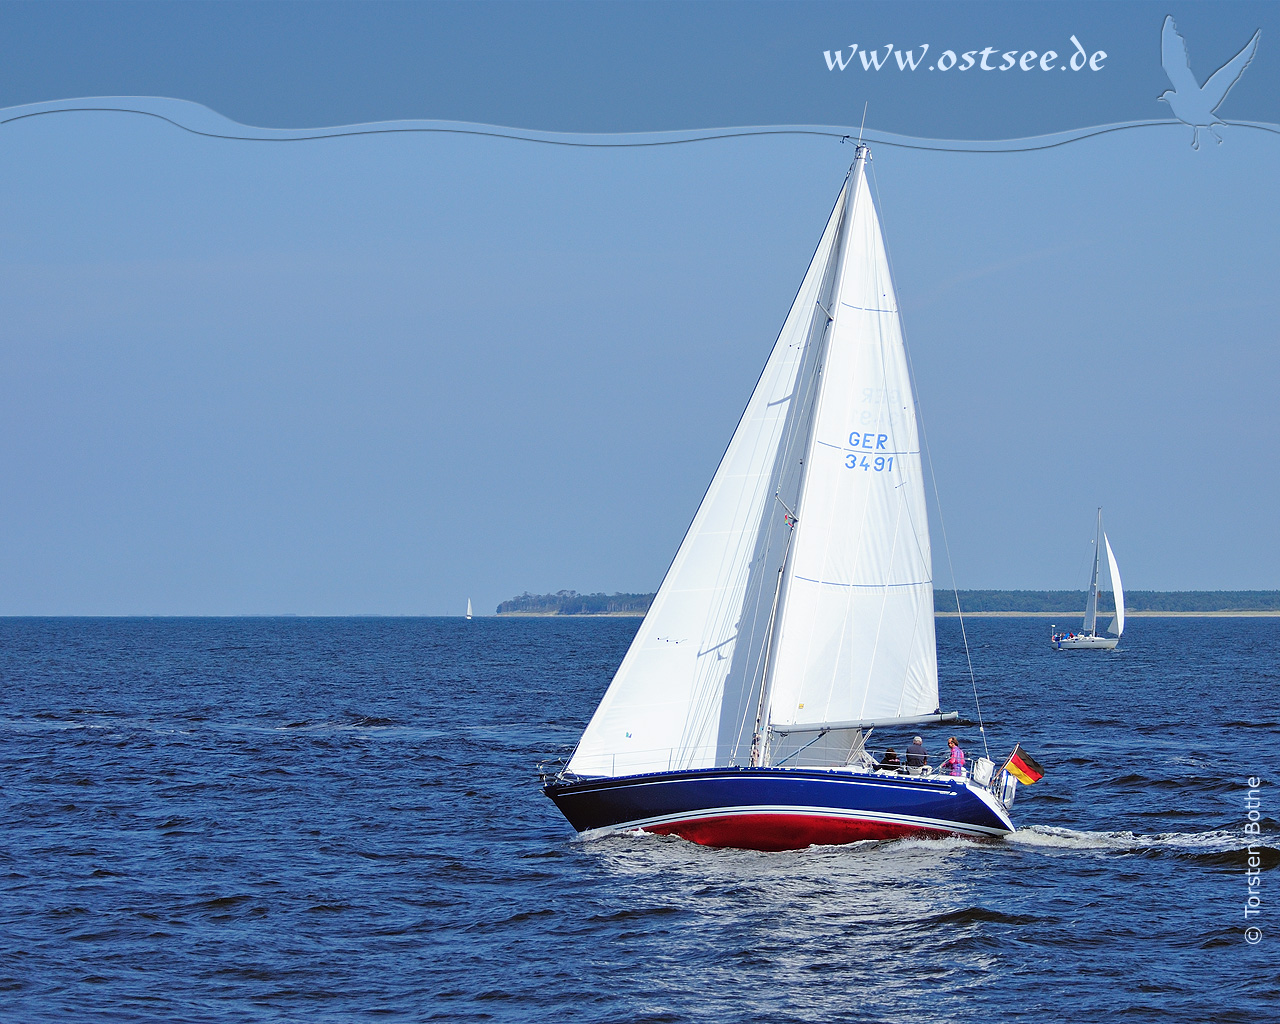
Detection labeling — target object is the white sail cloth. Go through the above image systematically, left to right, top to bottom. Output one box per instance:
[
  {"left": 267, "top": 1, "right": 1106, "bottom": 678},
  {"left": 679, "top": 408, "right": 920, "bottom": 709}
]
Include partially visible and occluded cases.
[
  {"left": 567, "top": 152, "right": 938, "bottom": 778},
  {"left": 1104, "top": 533, "right": 1124, "bottom": 636}
]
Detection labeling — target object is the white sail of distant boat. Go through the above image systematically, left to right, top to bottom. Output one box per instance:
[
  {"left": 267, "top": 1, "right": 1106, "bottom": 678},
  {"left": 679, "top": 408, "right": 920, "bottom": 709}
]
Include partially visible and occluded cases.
[
  {"left": 543, "top": 145, "right": 1019, "bottom": 850},
  {"left": 1052, "top": 509, "right": 1124, "bottom": 650},
  {"left": 1105, "top": 534, "right": 1124, "bottom": 637},
  {"left": 466, "top": 598, "right": 473, "bottom": 620}
]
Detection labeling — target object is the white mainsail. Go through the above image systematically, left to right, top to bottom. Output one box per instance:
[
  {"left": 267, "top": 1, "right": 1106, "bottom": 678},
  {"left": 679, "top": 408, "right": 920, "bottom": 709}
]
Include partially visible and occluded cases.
[
  {"left": 567, "top": 149, "right": 937, "bottom": 778},
  {"left": 1083, "top": 554, "right": 1100, "bottom": 633},
  {"left": 466, "top": 598, "right": 473, "bottom": 620}
]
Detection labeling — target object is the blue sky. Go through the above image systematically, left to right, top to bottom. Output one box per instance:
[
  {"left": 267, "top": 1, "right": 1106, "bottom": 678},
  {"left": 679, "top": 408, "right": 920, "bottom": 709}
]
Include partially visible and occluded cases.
[
  {"left": 2, "top": 2, "right": 1276, "bottom": 135},
  {"left": 0, "top": 3, "right": 1277, "bottom": 613}
]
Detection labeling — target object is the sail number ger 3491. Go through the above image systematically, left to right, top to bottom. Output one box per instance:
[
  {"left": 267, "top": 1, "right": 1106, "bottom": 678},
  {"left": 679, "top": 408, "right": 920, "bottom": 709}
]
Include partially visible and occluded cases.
[{"left": 845, "top": 431, "right": 894, "bottom": 472}]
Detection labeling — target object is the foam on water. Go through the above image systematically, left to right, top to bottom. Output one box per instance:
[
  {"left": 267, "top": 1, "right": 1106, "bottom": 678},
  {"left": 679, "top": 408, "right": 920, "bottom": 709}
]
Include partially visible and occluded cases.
[{"left": 1010, "top": 824, "right": 1249, "bottom": 852}]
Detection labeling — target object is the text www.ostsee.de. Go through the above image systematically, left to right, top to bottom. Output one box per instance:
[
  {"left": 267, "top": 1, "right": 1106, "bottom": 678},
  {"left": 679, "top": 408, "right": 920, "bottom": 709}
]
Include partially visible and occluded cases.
[{"left": 824, "top": 36, "right": 1107, "bottom": 73}]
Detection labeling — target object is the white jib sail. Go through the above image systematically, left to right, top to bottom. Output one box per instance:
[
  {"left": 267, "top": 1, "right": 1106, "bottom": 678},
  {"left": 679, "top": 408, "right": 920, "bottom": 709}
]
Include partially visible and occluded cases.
[
  {"left": 764, "top": 159, "right": 938, "bottom": 744},
  {"left": 566, "top": 187, "right": 849, "bottom": 779},
  {"left": 1104, "top": 533, "right": 1124, "bottom": 636}
]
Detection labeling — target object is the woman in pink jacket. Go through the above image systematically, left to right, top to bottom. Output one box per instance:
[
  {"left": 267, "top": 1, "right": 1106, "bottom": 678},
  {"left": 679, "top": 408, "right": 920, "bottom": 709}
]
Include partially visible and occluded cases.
[{"left": 944, "top": 736, "right": 966, "bottom": 777}]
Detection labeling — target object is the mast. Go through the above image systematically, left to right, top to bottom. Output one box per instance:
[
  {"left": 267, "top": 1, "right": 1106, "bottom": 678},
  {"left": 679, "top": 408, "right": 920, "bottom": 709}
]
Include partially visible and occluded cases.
[
  {"left": 748, "top": 146, "right": 867, "bottom": 767},
  {"left": 1083, "top": 508, "right": 1102, "bottom": 636}
]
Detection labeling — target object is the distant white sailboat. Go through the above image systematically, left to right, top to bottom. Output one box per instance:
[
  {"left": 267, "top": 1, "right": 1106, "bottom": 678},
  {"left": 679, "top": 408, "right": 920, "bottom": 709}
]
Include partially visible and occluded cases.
[
  {"left": 1052, "top": 509, "right": 1124, "bottom": 650},
  {"left": 466, "top": 598, "right": 473, "bottom": 621}
]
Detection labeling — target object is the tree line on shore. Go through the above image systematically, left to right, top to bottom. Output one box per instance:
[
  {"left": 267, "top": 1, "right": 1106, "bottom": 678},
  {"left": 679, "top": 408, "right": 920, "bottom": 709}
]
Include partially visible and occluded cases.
[
  {"left": 496, "top": 589, "right": 1280, "bottom": 615},
  {"left": 496, "top": 591, "right": 656, "bottom": 615}
]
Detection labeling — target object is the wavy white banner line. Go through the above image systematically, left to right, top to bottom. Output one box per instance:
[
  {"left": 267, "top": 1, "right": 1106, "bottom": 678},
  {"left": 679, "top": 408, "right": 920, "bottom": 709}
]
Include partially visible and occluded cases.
[{"left": 2, "top": 96, "right": 1278, "bottom": 152}]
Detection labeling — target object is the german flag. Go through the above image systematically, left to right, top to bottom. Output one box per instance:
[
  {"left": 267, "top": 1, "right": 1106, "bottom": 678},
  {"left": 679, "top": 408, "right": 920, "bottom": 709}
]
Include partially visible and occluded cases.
[{"left": 1004, "top": 745, "right": 1045, "bottom": 785}]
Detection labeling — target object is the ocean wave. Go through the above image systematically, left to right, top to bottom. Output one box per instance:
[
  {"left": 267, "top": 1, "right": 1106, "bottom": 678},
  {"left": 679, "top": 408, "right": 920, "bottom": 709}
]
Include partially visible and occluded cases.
[
  {"left": 349, "top": 715, "right": 396, "bottom": 727},
  {"left": 1103, "top": 773, "right": 1189, "bottom": 790},
  {"left": 1010, "top": 825, "right": 1276, "bottom": 866},
  {"left": 923, "top": 907, "right": 1040, "bottom": 927}
]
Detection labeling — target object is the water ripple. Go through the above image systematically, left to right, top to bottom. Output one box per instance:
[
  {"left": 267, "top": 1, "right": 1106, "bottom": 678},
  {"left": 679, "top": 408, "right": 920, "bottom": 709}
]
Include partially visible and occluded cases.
[{"left": 0, "top": 615, "right": 1274, "bottom": 1022}]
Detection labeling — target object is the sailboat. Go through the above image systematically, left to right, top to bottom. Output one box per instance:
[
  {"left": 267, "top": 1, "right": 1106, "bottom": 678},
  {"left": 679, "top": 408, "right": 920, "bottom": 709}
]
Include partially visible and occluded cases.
[
  {"left": 542, "top": 146, "right": 1016, "bottom": 850},
  {"left": 1051, "top": 509, "right": 1124, "bottom": 650},
  {"left": 466, "top": 598, "right": 473, "bottom": 620}
]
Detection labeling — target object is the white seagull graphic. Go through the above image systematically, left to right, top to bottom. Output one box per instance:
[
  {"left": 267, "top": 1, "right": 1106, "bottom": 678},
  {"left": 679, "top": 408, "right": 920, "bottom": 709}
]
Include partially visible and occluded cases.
[{"left": 1159, "top": 15, "right": 1261, "bottom": 149}]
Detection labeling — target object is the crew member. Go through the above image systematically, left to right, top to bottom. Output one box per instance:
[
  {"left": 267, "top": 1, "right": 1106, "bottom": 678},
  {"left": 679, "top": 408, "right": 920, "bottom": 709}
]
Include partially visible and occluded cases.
[{"left": 905, "top": 736, "right": 928, "bottom": 774}]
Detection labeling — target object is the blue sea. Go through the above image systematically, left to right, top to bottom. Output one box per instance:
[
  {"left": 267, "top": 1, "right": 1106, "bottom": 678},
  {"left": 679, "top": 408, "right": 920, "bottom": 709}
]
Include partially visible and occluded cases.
[{"left": 0, "top": 615, "right": 1275, "bottom": 1023}]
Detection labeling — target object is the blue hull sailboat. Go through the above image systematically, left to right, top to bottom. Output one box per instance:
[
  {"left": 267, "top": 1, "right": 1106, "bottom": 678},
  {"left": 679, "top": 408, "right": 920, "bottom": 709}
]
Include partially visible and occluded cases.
[{"left": 543, "top": 146, "right": 1017, "bottom": 850}]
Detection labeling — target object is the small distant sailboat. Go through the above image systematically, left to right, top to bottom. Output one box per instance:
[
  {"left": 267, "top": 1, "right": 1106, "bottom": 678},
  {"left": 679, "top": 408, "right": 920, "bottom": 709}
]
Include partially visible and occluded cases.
[
  {"left": 1052, "top": 509, "right": 1124, "bottom": 650},
  {"left": 466, "top": 598, "right": 473, "bottom": 621}
]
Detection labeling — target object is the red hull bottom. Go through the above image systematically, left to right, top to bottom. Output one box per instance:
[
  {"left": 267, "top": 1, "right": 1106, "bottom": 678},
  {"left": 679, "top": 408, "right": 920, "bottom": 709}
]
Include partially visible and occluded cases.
[{"left": 645, "top": 812, "right": 952, "bottom": 852}]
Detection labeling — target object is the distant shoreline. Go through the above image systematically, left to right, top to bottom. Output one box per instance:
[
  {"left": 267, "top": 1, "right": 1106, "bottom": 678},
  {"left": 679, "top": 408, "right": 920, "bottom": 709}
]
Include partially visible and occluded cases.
[
  {"left": 498, "top": 589, "right": 1280, "bottom": 617},
  {"left": 498, "top": 610, "right": 1280, "bottom": 618},
  {"left": 497, "top": 611, "right": 646, "bottom": 617}
]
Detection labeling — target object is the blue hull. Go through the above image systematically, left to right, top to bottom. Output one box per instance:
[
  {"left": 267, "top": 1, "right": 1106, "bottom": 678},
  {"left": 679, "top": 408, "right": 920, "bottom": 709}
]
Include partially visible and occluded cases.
[{"left": 544, "top": 767, "right": 1015, "bottom": 851}]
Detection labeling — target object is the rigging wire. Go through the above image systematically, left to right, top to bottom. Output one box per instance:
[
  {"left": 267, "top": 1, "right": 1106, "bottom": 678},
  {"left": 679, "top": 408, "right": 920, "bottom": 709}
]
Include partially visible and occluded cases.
[{"left": 867, "top": 155, "right": 992, "bottom": 762}]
